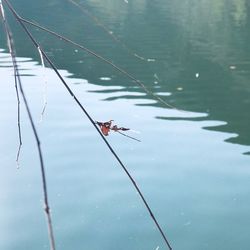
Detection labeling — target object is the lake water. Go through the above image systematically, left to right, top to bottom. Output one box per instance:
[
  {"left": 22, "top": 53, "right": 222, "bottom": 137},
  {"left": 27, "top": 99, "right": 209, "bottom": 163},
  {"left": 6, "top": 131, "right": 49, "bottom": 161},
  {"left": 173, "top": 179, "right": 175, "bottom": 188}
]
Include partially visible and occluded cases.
[{"left": 0, "top": 0, "right": 250, "bottom": 250}]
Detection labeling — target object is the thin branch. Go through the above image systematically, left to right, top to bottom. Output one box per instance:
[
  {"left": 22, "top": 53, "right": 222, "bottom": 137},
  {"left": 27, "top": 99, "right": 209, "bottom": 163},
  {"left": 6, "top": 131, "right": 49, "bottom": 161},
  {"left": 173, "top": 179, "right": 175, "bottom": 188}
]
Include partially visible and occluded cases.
[
  {"left": 0, "top": 0, "right": 22, "bottom": 167},
  {"left": 3, "top": 0, "right": 173, "bottom": 249},
  {"left": 67, "top": 0, "right": 149, "bottom": 61},
  {"left": 1, "top": 2, "right": 56, "bottom": 249},
  {"left": 17, "top": 13, "right": 181, "bottom": 111},
  {"left": 15, "top": 63, "right": 22, "bottom": 167},
  {"left": 116, "top": 130, "right": 141, "bottom": 142}
]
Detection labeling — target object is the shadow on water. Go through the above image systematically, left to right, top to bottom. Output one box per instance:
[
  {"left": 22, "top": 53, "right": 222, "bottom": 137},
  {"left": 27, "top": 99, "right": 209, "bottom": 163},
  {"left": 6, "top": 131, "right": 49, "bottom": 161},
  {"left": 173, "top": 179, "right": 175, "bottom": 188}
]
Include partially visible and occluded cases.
[{"left": 1, "top": 0, "right": 250, "bottom": 151}]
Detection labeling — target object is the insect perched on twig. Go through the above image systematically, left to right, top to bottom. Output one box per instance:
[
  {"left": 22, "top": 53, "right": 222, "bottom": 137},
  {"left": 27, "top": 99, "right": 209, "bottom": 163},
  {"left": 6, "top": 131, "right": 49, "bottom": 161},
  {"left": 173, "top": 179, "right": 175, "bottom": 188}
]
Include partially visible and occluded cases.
[{"left": 95, "top": 120, "right": 141, "bottom": 142}]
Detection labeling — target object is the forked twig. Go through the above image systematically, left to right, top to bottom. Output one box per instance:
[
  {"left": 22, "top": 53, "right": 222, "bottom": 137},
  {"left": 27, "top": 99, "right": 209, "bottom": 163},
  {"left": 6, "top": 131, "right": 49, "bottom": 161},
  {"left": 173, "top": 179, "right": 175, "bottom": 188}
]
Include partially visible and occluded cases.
[
  {"left": 3, "top": 1, "right": 172, "bottom": 249},
  {"left": 1, "top": 2, "right": 56, "bottom": 249}
]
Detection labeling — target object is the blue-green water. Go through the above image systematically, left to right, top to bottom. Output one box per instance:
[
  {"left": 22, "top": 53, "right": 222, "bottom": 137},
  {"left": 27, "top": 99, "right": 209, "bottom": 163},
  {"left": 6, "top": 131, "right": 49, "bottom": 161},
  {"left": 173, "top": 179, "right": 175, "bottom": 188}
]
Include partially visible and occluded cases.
[{"left": 1, "top": 1, "right": 250, "bottom": 249}]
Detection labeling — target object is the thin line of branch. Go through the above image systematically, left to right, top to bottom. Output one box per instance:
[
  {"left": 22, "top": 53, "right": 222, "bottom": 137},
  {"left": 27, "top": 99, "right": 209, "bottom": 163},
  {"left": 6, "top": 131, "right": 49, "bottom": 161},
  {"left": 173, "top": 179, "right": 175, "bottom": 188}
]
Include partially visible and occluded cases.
[
  {"left": 0, "top": 0, "right": 22, "bottom": 167},
  {"left": 3, "top": 0, "right": 172, "bottom": 249},
  {"left": 67, "top": 0, "right": 148, "bottom": 61},
  {"left": 1, "top": 2, "right": 56, "bottom": 249},
  {"left": 18, "top": 13, "right": 181, "bottom": 111},
  {"left": 116, "top": 131, "right": 141, "bottom": 142}
]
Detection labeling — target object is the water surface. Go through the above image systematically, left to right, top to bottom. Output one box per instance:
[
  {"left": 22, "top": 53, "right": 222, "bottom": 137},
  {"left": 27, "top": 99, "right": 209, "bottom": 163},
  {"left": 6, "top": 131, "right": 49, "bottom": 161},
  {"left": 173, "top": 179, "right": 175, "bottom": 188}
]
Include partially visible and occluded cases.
[{"left": 1, "top": 0, "right": 250, "bottom": 249}]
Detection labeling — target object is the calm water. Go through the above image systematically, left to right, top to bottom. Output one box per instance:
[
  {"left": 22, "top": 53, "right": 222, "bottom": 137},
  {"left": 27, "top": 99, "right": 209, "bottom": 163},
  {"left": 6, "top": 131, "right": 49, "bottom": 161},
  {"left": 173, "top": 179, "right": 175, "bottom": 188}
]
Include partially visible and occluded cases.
[{"left": 0, "top": 0, "right": 250, "bottom": 249}]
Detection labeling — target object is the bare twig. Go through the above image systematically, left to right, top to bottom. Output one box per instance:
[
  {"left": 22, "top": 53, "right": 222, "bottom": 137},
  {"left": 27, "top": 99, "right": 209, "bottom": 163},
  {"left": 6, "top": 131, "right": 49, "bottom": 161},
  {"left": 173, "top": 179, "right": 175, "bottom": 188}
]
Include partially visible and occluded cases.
[
  {"left": 0, "top": 0, "right": 22, "bottom": 167},
  {"left": 3, "top": 1, "right": 173, "bottom": 249},
  {"left": 1, "top": 2, "right": 56, "bottom": 249},
  {"left": 17, "top": 14, "right": 181, "bottom": 111},
  {"left": 116, "top": 130, "right": 141, "bottom": 142}
]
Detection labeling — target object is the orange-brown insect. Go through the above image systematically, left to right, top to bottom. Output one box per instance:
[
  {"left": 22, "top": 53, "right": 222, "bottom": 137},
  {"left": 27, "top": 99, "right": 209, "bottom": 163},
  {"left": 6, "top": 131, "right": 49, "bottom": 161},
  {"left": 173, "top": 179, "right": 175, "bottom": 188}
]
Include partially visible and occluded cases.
[
  {"left": 95, "top": 120, "right": 140, "bottom": 142},
  {"left": 96, "top": 120, "right": 113, "bottom": 136}
]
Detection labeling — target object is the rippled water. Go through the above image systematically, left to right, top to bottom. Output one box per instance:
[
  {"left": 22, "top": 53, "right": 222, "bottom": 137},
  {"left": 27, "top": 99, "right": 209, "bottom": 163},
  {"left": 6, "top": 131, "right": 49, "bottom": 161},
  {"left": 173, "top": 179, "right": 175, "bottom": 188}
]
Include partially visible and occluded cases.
[{"left": 1, "top": 0, "right": 250, "bottom": 250}]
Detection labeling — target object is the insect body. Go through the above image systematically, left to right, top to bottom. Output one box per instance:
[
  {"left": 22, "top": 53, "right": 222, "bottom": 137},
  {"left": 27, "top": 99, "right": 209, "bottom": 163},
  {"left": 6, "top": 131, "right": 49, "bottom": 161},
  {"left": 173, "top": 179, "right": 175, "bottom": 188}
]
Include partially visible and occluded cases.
[
  {"left": 95, "top": 120, "right": 140, "bottom": 142},
  {"left": 96, "top": 120, "right": 113, "bottom": 136}
]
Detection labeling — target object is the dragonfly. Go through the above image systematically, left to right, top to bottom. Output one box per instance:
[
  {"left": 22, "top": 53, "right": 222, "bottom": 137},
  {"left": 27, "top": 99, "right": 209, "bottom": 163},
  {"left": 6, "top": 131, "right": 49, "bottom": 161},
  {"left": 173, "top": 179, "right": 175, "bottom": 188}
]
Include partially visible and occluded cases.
[{"left": 95, "top": 120, "right": 141, "bottom": 142}]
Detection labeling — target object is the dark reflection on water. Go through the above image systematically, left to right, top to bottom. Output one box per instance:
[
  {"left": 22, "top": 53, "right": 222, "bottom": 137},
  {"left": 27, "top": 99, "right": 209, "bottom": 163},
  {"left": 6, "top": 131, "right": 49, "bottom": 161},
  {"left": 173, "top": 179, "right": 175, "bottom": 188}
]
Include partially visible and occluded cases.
[{"left": 1, "top": 0, "right": 250, "bottom": 148}]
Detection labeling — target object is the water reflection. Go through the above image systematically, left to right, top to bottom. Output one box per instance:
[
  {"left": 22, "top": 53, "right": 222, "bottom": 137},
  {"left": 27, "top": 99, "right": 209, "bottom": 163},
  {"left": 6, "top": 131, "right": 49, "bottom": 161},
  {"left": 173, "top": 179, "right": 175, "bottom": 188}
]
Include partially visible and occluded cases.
[
  {"left": 1, "top": 0, "right": 249, "bottom": 150},
  {"left": 232, "top": 0, "right": 247, "bottom": 25},
  {"left": 1, "top": 48, "right": 250, "bottom": 250}
]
